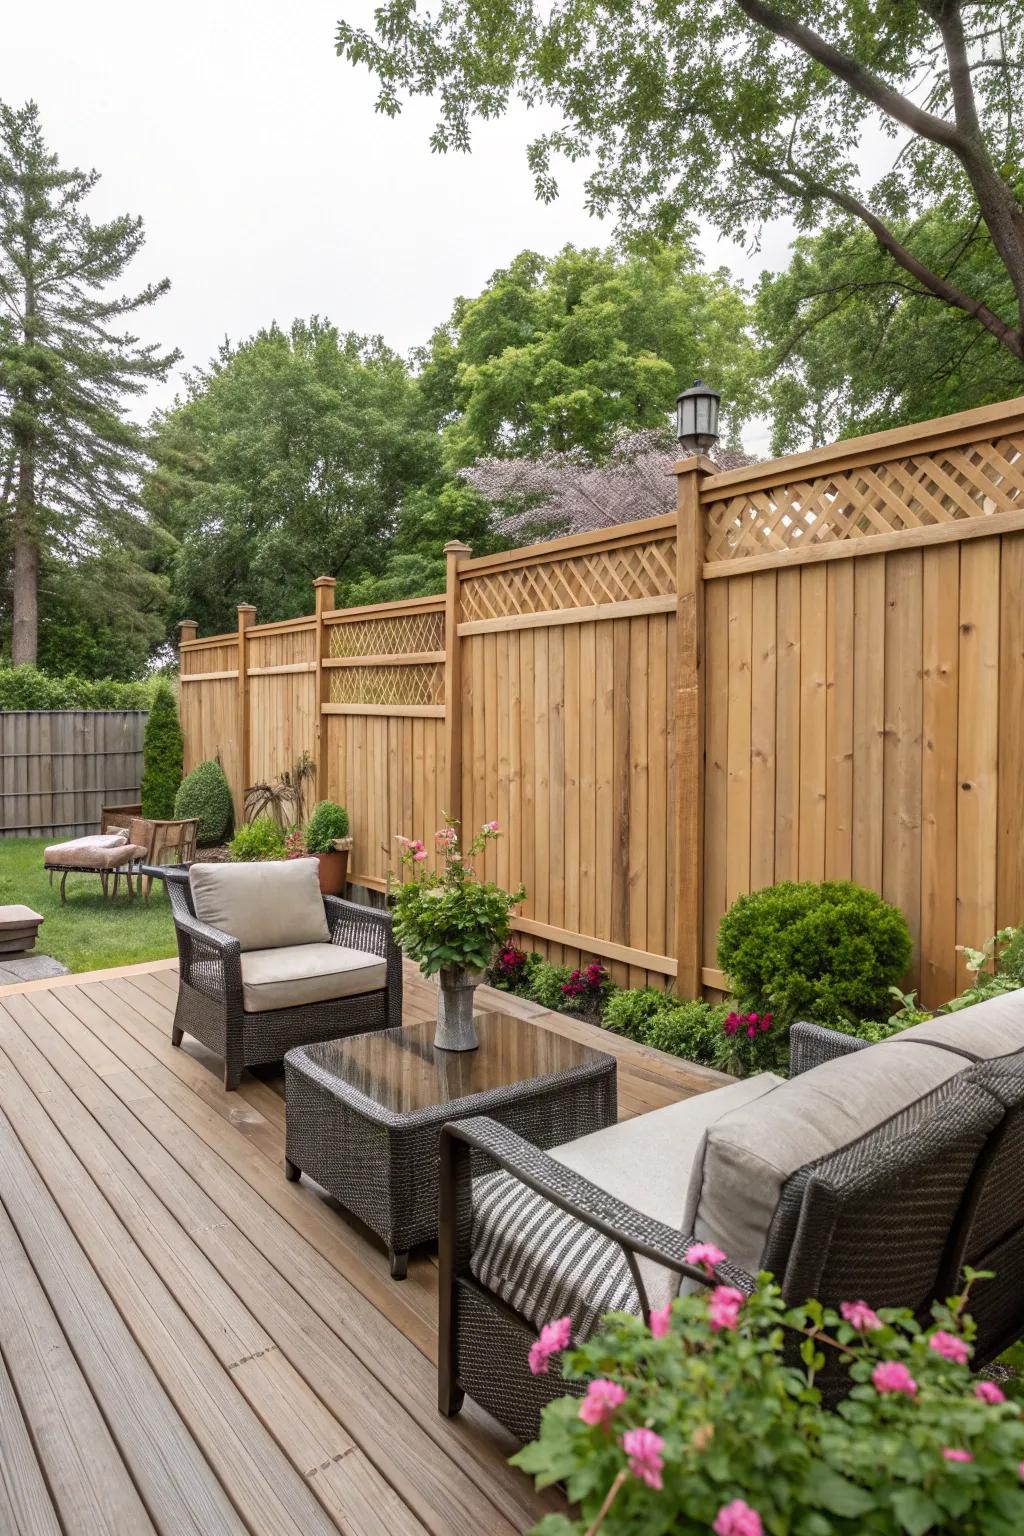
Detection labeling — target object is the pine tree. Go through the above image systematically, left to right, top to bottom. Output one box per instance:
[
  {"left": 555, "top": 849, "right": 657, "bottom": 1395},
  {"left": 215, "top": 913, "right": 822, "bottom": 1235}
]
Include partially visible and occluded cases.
[{"left": 0, "top": 99, "right": 179, "bottom": 663}]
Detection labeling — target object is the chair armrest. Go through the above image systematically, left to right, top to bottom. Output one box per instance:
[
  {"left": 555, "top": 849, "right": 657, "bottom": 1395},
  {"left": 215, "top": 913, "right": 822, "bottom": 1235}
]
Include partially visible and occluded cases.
[
  {"left": 158, "top": 894, "right": 242, "bottom": 1004},
  {"left": 324, "top": 896, "right": 393, "bottom": 956},
  {"left": 789, "top": 1021, "right": 875, "bottom": 1077},
  {"left": 440, "top": 1114, "right": 755, "bottom": 1306}
]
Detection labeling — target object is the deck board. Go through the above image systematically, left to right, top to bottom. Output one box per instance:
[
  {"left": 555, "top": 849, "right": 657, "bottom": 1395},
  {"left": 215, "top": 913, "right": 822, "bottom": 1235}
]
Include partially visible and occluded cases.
[{"left": 0, "top": 959, "right": 727, "bottom": 1535}]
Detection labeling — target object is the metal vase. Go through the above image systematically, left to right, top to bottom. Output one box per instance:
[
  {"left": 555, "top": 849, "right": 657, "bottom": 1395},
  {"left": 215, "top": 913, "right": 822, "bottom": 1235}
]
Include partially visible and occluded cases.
[{"left": 435, "top": 966, "right": 480, "bottom": 1051}]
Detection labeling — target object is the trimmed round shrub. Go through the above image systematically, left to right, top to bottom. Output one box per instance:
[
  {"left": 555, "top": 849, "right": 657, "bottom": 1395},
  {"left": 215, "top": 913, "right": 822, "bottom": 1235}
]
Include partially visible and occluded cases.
[
  {"left": 140, "top": 678, "right": 183, "bottom": 819},
  {"left": 174, "top": 759, "right": 233, "bottom": 846},
  {"left": 304, "top": 799, "right": 350, "bottom": 854},
  {"left": 228, "top": 817, "right": 286, "bottom": 862},
  {"left": 717, "top": 880, "right": 913, "bottom": 1029}
]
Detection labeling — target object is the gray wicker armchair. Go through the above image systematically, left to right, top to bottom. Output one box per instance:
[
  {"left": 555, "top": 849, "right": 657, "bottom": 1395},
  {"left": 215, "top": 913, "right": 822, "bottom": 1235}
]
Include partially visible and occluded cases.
[
  {"left": 155, "top": 863, "right": 402, "bottom": 1090},
  {"left": 439, "top": 1004, "right": 1024, "bottom": 1443}
]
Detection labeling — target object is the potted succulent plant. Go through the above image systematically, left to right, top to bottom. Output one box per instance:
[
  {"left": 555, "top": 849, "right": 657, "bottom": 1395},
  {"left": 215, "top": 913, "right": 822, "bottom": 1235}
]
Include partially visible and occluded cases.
[
  {"left": 300, "top": 800, "right": 352, "bottom": 895},
  {"left": 390, "top": 818, "right": 525, "bottom": 1050}
]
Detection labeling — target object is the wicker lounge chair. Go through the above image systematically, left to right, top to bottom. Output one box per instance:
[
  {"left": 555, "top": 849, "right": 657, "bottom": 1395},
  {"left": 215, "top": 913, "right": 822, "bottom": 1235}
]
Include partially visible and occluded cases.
[
  {"left": 156, "top": 859, "right": 402, "bottom": 1090},
  {"left": 438, "top": 991, "right": 1024, "bottom": 1442}
]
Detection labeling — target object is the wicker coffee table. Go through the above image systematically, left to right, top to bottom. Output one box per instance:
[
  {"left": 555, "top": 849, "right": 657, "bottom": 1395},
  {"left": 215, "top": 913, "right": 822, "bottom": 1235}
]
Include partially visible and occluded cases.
[{"left": 283, "top": 1010, "right": 617, "bottom": 1277}]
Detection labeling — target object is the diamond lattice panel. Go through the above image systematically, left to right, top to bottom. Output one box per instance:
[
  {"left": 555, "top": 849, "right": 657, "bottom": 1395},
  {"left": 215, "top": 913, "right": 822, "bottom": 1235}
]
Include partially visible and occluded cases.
[
  {"left": 703, "top": 434, "right": 1024, "bottom": 563},
  {"left": 460, "top": 538, "right": 676, "bottom": 622},
  {"left": 328, "top": 609, "right": 444, "bottom": 658},
  {"left": 328, "top": 663, "right": 445, "bottom": 707}
]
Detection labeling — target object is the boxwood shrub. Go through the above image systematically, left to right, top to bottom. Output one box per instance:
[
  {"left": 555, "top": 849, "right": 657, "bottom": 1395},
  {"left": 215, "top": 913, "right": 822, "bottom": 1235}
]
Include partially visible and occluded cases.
[{"left": 174, "top": 759, "right": 234, "bottom": 846}]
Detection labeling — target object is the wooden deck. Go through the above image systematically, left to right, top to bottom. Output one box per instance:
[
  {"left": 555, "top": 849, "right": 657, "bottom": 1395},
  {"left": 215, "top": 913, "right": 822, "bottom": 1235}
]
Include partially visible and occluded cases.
[{"left": 0, "top": 958, "right": 729, "bottom": 1536}]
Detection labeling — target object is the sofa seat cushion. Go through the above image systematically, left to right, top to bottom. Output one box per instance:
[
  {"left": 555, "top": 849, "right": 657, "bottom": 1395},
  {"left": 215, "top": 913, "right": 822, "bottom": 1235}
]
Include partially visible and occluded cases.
[
  {"left": 190, "top": 859, "right": 329, "bottom": 952},
  {"left": 240, "top": 943, "right": 387, "bottom": 1013},
  {"left": 888, "top": 989, "right": 1024, "bottom": 1063},
  {"left": 685, "top": 1041, "right": 968, "bottom": 1278},
  {"left": 469, "top": 1073, "right": 784, "bottom": 1337}
]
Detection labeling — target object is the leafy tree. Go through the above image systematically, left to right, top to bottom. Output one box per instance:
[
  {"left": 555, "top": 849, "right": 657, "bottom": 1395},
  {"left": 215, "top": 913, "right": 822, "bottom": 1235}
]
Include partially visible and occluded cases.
[
  {"left": 337, "top": 1, "right": 1024, "bottom": 364},
  {"left": 0, "top": 99, "right": 178, "bottom": 664},
  {"left": 757, "top": 203, "right": 1024, "bottom": 452},
  {"left": 418, "top": 243, "right": 753, "bottom": 465},
  {"left": 147, "top": 319, "right": 446, "bottom": 631},
  {"left": 34, "top": 541, "right": 172, "bottom": 679},
  {"left": 140, "top": 678, "right": 183, "bottom": 819}
]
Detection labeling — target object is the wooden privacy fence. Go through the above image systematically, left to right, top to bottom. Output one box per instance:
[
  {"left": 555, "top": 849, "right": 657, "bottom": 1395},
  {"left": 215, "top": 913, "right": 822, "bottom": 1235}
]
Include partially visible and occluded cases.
[
  {"left": 179, "top": 394, "right": 1024, "bottom": 1005},
  {"left": 0, "top": 711, "right": 147, "bottom": 839}
]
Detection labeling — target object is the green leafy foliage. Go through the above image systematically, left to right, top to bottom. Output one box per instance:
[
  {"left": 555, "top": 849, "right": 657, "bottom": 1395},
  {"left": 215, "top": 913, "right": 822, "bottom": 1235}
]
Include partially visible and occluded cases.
[
  {"left": 0, "top": 663, "right": 157, "bottom": 710},
  {"left": 139, "top": 679, "right": 183, "bottom": 819},
  {"left": 173, "top": 759, "right": 233, "bottom": 847},
  {"left": 303, "top": 800, "right": 350, "bottom": 854},
  {"left": 228, "top": 816, "right": 286, "bottom": 862},
  {"left": 390, "top": 820, "right": 525, "bottom": 976},
  {"left": 717, "top": 881, "right": 913, "bottom": 1031},
  {"left": 997, "top": 926, "right": 1024, "bottom": 985},
  {"left": 524, "top": 962, "right": 575, "bottom": 1011},
  {"left": 602, "top": 988, "right": 727, "bottom": 1068},
  {"left": 515, "top": 1275, "right": 1024, "bottom": 1534}
]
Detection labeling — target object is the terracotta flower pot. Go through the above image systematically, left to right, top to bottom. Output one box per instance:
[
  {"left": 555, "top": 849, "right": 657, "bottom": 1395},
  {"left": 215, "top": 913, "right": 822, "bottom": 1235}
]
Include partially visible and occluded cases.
[{"left": 313, "top": 837, "right": 352, "bottom": 896}]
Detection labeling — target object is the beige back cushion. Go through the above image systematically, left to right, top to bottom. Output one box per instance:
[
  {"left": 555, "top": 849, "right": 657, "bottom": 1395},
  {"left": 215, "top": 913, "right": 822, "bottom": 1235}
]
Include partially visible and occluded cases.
[
  {"left": 189, "top": 859, "right": 329, "bottom": 952},
  {"left": 887, "top": 988, "right": 1024, "bottom": 1062},
  {"left": 682, "top": 1040, "right": 968, "bottom": 1277}
]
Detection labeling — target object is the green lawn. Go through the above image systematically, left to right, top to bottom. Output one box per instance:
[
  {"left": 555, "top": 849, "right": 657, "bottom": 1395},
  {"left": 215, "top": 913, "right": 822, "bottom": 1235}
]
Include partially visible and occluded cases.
[{"left": 0, "top": 837, "right": 178, "bottom": 974}]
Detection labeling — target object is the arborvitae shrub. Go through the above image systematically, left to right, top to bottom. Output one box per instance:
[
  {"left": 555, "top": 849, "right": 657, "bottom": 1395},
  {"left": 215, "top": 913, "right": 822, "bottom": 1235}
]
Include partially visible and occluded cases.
[{"left": 140, "top": 678, "right": 183, "bottom": 818}]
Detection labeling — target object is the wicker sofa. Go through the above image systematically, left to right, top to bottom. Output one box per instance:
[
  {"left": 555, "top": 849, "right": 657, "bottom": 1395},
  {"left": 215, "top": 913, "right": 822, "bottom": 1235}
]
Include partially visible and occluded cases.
[
  {"left": 157, "top": 859, "right": 402, "bottom": 1089},
  {"left": 438, "top": 990, "right": 1024, "bottom": 1441}
]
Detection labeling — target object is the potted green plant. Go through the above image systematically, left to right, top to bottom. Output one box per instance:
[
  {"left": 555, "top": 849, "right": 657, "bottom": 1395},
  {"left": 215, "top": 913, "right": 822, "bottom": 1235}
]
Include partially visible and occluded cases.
[
  {"left": 302, "top": 800, "right": 352, "bottom": 895},
  {"left": 391, "top": 818, "right": 525, "bottom": 1050}
]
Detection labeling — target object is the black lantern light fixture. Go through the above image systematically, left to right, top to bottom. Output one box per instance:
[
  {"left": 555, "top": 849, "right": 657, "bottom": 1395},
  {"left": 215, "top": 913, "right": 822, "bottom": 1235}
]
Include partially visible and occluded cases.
[{"left": 676, "top": 379, "right": 721, "bottom": 454}]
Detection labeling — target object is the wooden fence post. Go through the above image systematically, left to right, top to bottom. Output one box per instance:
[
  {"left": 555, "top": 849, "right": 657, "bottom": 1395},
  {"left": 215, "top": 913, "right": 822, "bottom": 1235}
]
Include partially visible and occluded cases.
[
  {"left": 674, "top": 455, "right": 715, "bottom": 997},
  {"left": 443, "top": 541, "right": 472, "bottom": 829},
  {"left": 312, "top": 576, "right": 337, "bottom": 801},
  {"left": 236, "top": 603, "right": 256, "bottom": 820},
  {"left": 177, "top": 618, "right": 198, "bottom": 653}
]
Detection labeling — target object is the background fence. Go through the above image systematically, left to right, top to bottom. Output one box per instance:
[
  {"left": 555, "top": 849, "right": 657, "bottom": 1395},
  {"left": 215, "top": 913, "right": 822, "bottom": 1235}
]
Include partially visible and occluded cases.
[
  {"left": 179, "top": 394, "right": 1024, "bottom": 1005},
  {"left": 0, "top": 711, "right": 147, "bottom": 839}
]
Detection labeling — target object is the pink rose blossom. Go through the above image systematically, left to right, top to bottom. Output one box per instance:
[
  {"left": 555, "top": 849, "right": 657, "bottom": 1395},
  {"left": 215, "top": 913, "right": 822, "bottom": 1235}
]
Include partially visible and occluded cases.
[
  {"left": 483, "top": 820, "right": 500, "bottom": 832},
  {"left": 413, "top": 849, "right": 428, "bottom": 861},
  {"left": 687, "top": 1242, "right": 726, "bottom": 1275},
  {"left": 709, "top": 1285, "right": 745, "bottom": 1333},
  {"left": 840, "top": 1300, "right": 883, "bottom": 1332},
  {"left": 649, "top": 1303, "right": 672, "bottom": 1339},
  {"left": 527, "top": 1316, "right": 571, "bottom": 1375},
  {"left": 930, "top": 1330, "right": 970, "bottom": 1365},
  {"left": 872, "top": 1361, "right": 918, "bottom": 1397},
  {"left": 578, "top": 1378, "right": 627, "bottom": 1427},
  {"left": 975, "top": 1380, "right": 1006, "bottom": 1405},
  {"left": 621, "top": 1427, "right": 664, "bottom": 1490},
  {"left": 942, "top": 1447, "right": 974, "bottom": 1463},
  {"left": 1019, "top": 1461, "right": 1024, "bottom": 1481},
  {"left": 713, "top": 1499, "right": 764, "bottom": 1536}
]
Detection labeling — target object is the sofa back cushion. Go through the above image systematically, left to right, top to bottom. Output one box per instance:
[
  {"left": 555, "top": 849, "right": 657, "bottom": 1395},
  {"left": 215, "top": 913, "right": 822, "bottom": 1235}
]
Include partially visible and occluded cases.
[
  {"left": 189, "top": 858, "right": 329, "bottom": 952},
  {"left": 887, "top": 988, "right": 1024, "bottom": 1062},
  {"left": 683, "top": 1041, "right": 968, "bottom": 1278}
]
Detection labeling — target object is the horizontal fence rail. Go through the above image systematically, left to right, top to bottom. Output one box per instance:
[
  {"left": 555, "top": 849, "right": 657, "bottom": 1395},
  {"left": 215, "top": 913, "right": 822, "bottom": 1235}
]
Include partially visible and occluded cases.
[
  {"left": 178, "top": 394, "right": 1024, "bottom": 1004},
  {"left": 0, "top": 711, "right": 147, "bottom": 838}
]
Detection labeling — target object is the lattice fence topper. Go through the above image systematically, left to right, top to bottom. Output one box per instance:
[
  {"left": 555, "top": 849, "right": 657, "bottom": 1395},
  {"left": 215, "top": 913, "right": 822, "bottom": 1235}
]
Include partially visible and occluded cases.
[
  {"left": 703, "top": 433, "right": 1024, "bottom": 564},
  {"left": 459, "top": 537, "right": 677, "bottom": 622},
  {"left": 327, "top": 608, "right": 444, "bottom": 658},
  {"left": 328, "top": 662, "right": 445, "bottom": 708}
]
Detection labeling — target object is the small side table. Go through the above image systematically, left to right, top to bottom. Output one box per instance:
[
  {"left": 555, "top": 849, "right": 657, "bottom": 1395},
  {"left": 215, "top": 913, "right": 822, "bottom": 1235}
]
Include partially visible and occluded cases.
[
  {"left": 0, "top": 905, "right": 44, "bottom": 958},
  {"left": 284, "top": 1010, "right": 617, "bottom": 1278}
]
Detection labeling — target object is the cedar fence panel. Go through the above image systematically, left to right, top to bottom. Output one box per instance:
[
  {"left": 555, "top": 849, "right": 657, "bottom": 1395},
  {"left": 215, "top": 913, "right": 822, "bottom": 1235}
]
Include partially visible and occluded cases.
[
  {"left": 178, "top": 393, "right": 1024, "bottom": 1004},
  {"left": 0, "top": 711, "right": 147, "bottom": 839}
]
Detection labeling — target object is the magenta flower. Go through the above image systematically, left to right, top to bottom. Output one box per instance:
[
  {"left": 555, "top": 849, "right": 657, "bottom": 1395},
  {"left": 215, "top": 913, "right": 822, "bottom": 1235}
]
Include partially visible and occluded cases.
[
  {"left": 483, "top": 820, "right": 500, "bottom": 832},
  {"left": 435, "top": 826, "right": 458, "bottom": 845},
  {"left": 687, "top": 1241, "right": 726, "bottom": 1275},
  {"left": 709, "top": 1285, "right": 745, "bottom": 1333},
  {"left": 840, "top": 1299, "right": 883, "bottom": 1333},
  {"left": 649, "top": 1303, "right": 672, "bottom": 1339},
  {"left": 528, "top": 1316, "right": 571, "bottom": 1376},
  {"left": 930, "top": 1330, "right": 970, "bottom": 1365},
  {"left": 872, "top": 1361, "right": 918, "bottom": 1397},
  {"left": 578, "top": 1378, "right": 627, "bottom": 1428},
  {"left": 975, "top": 1380, "right": 1006, "bottom": 1405},
  {"left": 621, "top": 1427, "right": 664, "bottom": 1490},
  {"left": 942, "top": 1447, "right": 974, "bottom": 1463},
  {"left": 1019, "top": 1461, "right": 1024, "bottom": 1481},
  {"left": 713, "top": 1499, "right": 764, "bottom": 1536}
]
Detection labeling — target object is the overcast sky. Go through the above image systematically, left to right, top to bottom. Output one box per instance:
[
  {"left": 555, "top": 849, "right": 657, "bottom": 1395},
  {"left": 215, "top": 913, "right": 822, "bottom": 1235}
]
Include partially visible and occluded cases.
[{"left": 4, "top": 1, "right": 802, "bottom": 452}]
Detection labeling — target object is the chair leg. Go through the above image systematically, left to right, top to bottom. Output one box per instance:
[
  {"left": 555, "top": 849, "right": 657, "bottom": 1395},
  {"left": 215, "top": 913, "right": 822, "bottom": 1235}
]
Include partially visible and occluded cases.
[
  {"left": 100, "top": 870, "right": 109, "bottom": 900},
  {"left": 112, "top": 870, "right": 119, "bottom": 900},
  {"left": 59, "top": 871, "right": 68, "bottom": 905},
  {"left": 143, "top": 874, "right": 151, "bottom": 906},
  {"left": 171, "top": 1025, "right": 184, "bottom": 1048},
  {"left": 223, "top": 1061, "right": 242, "bottom": 1092},
  {"left": 284, "top": 1157, "right": 301, "bottom": 1182},
  {"left": 389, "top": 1249, "right": 409, "bottom": 1281}
]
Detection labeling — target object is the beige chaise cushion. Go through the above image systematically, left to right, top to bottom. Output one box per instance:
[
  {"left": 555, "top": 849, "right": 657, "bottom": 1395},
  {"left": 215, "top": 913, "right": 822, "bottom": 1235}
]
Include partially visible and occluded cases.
[
  {"left": 44, "top": 833, "right": 143, "bottom": 870},
  {"left": 189, "top": 858, "right": 329, "bottom": 952},
  {"left": 240, "top": 943, "right": 386, "bottom": 1012},
  {"left": 887, "top": 989, "right": 1024, "bottom": 1062},
  {"left": 684, "top": 1040, "right": 969, "bottom": 1277}
]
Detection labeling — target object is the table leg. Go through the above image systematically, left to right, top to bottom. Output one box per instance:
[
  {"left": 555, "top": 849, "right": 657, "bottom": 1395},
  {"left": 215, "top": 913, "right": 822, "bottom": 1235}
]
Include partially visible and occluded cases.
[{"left": 388, "top": 1248, "right": 409, "bottom": 1280}]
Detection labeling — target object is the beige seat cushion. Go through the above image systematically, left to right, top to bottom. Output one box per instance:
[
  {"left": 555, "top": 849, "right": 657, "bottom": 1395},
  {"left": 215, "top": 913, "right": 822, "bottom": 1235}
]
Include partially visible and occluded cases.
[
  {"left": 44, "top": 835, "right": 144, "bottom": 871},
  {"left": 189, "top": 859, "right": 329, "bottom": 952},
  {"left": 240, "top": 943, "right": 386, "bottom": 1013},
  {"left": 887, "top": 989, "right": 1024, "bottom": 1062},
  {"left": 684, "top": 1041, "right": 968, "bottom": 1277}
]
